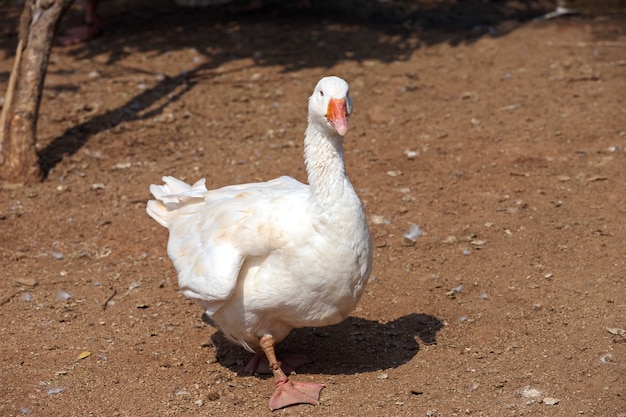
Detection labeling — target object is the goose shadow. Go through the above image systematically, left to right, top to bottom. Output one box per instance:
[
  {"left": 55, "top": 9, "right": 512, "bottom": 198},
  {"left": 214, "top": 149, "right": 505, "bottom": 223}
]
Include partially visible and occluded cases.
[{"left": 205, "top": 312, "right": 443, "bottom": 376}]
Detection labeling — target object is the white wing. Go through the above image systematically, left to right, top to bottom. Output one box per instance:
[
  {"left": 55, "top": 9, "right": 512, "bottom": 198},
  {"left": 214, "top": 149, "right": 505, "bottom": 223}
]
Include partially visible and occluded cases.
[{"left": 147, "top": 176, "right": 314, "bottom": 315}]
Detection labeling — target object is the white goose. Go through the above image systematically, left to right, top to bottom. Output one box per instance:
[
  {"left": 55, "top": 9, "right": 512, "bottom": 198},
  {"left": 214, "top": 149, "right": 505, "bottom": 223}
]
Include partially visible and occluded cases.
[{"left": 147, "top": 76, "right": 372, "bottom": 410}]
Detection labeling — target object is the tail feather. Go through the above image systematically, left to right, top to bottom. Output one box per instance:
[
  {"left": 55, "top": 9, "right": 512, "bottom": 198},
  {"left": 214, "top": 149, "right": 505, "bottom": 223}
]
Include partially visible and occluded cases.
[{"left": 146, "top": 176, "right": 208, "bottom": 227}]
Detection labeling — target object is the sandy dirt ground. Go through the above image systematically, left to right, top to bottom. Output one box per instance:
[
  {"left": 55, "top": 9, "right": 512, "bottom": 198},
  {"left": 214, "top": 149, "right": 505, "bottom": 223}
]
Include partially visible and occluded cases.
[{"left": 1, "top": 1, "right": 625, "bottom": 416}]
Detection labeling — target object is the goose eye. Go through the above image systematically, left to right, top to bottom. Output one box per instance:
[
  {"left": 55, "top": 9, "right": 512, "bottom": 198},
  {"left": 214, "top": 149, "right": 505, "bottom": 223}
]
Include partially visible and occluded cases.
[{"left": 319, "top": 90, "right": 324, "bottom": 97}]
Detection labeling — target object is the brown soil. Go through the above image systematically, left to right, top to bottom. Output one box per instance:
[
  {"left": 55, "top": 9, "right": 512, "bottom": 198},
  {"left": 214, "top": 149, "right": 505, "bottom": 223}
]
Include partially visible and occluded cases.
[{"left": 1, "top": 1, "right": 625, "bottom": 416}]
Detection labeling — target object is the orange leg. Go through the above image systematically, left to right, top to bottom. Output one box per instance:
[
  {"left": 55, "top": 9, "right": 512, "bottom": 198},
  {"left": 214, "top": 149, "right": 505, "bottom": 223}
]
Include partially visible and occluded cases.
[{"left": 259, "top": 335, "right": 325, "bottom": 411}]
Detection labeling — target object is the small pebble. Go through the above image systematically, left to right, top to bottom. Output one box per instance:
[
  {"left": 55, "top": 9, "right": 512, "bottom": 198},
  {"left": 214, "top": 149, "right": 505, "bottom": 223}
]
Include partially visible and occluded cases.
[
  {"left": 371, "top": 215, "right": 389, "bottom": 225},
  {"left": 463, "top": 248, "right": 472, "bottom": 256},
  {"left": 51, "top": 252, "right": 64, "bottom": 260},
  {"left": 14, "top": 277, "right": 37, "bottom": 287},
  {"left": 55, "top": 291, "right": 72, "bottom": 302},
  {"left": 21, "top": 293, "right": 32, "bottom": 302},
  {"left": 377, "top": 373, "right": 389, "bottom": 380},
  {"left": 48, "top": 387, "right": 65, "bottom": 395},
  {"left": 521, "top": 387, "right": 542, "bottom": 398},
  {"left": 543, "top": 397, "right": 560, "bottom": 405}
]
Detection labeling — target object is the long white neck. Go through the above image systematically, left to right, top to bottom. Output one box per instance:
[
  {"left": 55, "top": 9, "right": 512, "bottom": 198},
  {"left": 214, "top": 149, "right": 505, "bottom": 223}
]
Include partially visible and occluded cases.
[{"left": 303, "top": 120, "right": 355, "bottom": 205}]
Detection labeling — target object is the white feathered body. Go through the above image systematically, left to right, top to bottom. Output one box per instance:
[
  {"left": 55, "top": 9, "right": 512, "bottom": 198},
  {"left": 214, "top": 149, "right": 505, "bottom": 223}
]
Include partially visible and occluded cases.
[{"left": 147, "top": 76, "right": 372, "bottom": 353}]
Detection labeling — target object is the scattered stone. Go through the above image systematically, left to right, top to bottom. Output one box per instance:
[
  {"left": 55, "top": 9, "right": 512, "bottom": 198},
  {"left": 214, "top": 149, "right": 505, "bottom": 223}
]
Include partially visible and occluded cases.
[
  {"left": 112, "top": 162, "right": 132, "bottom": 170},
  {"left": 371, "top": 215, "right": 389, "bottom": 225},
  {"left": 442, "top": 236, "right": 457, "bottom": 244},
  {"left": 14, "top": 277, "right": 38, "bottom": 287},
  {"left": 55, "top": 291, "right": 72, "bottom": 302},
  {"left": 607, "top": 328, "right": 626, "bottom": 339},
  {"left": 48, "top": 387, "right": 65, "bottom": 395},
  {"left": 521, "top": 387, "right": 542, "bottom": 398},
  {"left": 543, "top": 397, "right": 560, "bottom": 405}
]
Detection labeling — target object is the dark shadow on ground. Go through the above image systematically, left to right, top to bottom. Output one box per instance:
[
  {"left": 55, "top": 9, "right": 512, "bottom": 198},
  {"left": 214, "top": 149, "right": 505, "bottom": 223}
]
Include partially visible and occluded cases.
[{"left": 208, "top": 313, "right": 444, "bottom": 376}]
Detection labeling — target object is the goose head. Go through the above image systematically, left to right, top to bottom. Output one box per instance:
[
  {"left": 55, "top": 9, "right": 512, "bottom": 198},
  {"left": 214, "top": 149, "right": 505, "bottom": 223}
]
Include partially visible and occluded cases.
[{"left": 308, "top": 76, "right": 353, "bottom": 137}]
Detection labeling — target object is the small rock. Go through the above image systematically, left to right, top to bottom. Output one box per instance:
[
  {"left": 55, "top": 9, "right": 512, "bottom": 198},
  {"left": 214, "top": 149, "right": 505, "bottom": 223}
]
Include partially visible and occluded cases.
[
  {"left": 112, "top": 162, "right": 132, "bottom": 170},
  {"left": 370, "top": 215, "right": 389, "bottom": 225},
  {"left": 442, "top": 236, "right": 457, "bottom": 244},
  {"left": 51, "top": 252, "right": 64, "bottom": 260},
  {"left": 14, "top": 277, "right": 38, "bottom": 287},
  {"left": 55, "top": 291, "right": 72, "bottom": 302},
  {"left": 607, "top": 328, "right": 626, "bottom": 339},
  {"left": 377, "top": 373, "right": 389, "bottom": 380},
  {"left": 48, "top": 387, "right": 65, "bottom": 395},
  {"left": 521, "top": 387, "right": 542, "bottom": 398},
  {"left": 543, "top": 397, "right": 560, "bottom": 405}
]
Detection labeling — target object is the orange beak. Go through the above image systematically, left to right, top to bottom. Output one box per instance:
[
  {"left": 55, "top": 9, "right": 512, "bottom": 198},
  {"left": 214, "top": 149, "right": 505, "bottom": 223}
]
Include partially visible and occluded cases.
[{"left": 326, "top": 98, "right": 350, "bottom": 136}]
